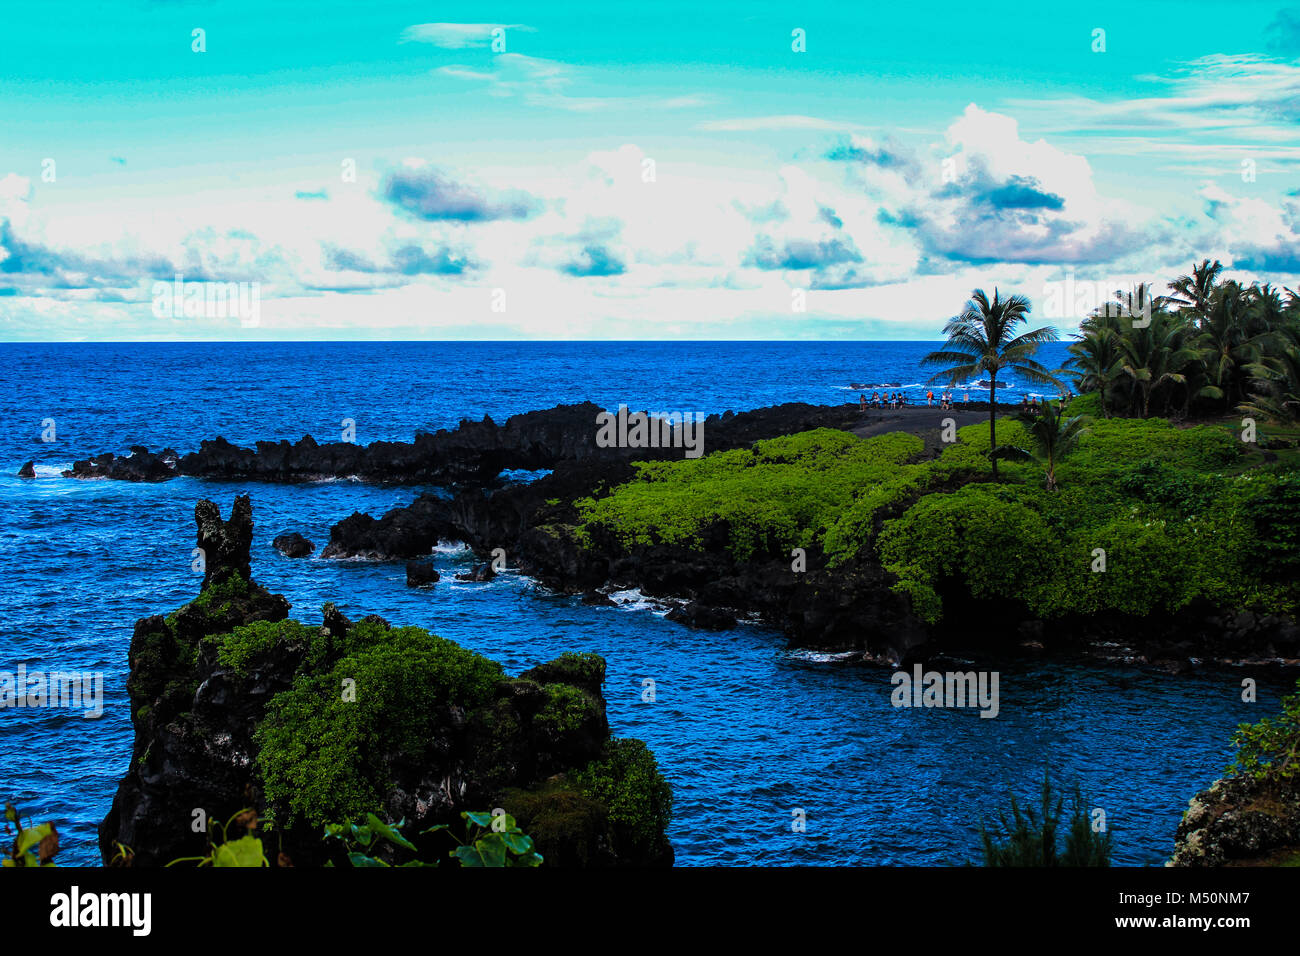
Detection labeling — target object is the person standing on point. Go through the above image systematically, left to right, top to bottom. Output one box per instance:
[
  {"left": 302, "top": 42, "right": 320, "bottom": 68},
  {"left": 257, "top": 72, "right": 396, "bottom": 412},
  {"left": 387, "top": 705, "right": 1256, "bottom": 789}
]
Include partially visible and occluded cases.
[{"left": 926, "top": 389, "right": 934, "bottom": 406}]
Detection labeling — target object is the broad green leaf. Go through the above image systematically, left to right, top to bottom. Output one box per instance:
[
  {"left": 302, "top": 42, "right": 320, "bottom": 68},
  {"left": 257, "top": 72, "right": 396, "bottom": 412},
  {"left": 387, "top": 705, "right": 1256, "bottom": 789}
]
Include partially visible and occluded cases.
[
  {"left": 364, "top": 813, "right": 416, "bottom": 851},
  {"left": 16, "top": 823, "right": 51, "bottom": 856}
]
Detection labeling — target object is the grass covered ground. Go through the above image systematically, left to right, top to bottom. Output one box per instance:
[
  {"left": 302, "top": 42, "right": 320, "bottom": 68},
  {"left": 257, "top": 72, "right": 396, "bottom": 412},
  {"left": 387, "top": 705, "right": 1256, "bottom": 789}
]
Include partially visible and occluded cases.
[{"left": 576, "top": 402, "right": 1300, "bottom": 624}]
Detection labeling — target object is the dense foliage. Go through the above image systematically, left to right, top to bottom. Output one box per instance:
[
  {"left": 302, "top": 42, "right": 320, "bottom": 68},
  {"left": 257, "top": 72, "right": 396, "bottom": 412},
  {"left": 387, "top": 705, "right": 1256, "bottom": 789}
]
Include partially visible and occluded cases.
[
  {"left": 1065, "top": 260, "right": 1300, "bottom": 422},
  {"left": 578, "top": 412, "right": 1296, "bottom": 624},
  {"left": 577, "top": 428, "right": 926, "bottom": 561},
  {"left": 254, "top": 619, "right": 505, "bottom": 825},
  {"left": 1229, "top": 679, "right": 1300, "bottom": 783}
]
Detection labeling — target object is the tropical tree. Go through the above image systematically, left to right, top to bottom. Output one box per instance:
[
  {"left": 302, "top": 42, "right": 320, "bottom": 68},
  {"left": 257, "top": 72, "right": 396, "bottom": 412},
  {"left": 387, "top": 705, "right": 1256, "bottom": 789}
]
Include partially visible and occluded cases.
[
  {"left": 1167, "top": 258, "right": 1223, "bottom": 318},
  {"left": 1197, "top": 281, "right": 1270, "bottom": 408},
  {"left": 924, "top": 289, "right": 1062, "bottom": 479},
  {"left": 1116, "top": 310, "right": 1206, "bottom": 417},
  {"left": 1066, "top": 325, "right": 1123, "bottom": 417},
  {"left": 1241, "top": 325, "right": 1300, "bottom": 424},
  {"left": 994, "top": 399, "right": 1090, "bottom": 491}
]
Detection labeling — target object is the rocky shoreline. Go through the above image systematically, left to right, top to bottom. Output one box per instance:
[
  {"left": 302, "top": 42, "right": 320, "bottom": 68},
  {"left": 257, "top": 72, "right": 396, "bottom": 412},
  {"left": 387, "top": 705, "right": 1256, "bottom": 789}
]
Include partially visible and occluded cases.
[
  {"left": 53, "top": 399, "right": 1300, "bottom": 668},
  {"left": 100, "top": 495, "right": 675, "bottom": 867}
]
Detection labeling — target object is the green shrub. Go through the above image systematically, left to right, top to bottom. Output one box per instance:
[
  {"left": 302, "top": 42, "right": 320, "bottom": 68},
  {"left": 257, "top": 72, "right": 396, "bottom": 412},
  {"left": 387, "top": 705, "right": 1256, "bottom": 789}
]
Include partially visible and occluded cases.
[
  {"left": 578, "top": 428, "right": 925, "bottom": 562},
  {"left": 207, "top": 619, "right": 313, "bottom": 675},
  {"left": 255, "top": 624, "right": 503, "bottom": 826},
  {"left": 1229, "top": 680, "right": 1300, "bottom": 782},
  {"left": 570, "top": 738, "right": 672, "bottom": 858},
  {"left": 978, "top": 772, "right": 1112, "bottom": 867}
]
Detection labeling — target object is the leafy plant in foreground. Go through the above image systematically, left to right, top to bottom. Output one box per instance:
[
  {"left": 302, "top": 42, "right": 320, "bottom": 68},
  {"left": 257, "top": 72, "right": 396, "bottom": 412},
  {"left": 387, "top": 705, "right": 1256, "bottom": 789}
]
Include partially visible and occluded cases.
[
  {"left": 977, "top": 771, "right": 1112, "bottom": 866},
  {"left": 3, "top": 803, "right": 60, "bottom": 867},
  {"left": 166, "top": 808, "right": 271, "bottom": 867},
  {"left": 324, "top": 810, "right": 543, "bottom": 867}
]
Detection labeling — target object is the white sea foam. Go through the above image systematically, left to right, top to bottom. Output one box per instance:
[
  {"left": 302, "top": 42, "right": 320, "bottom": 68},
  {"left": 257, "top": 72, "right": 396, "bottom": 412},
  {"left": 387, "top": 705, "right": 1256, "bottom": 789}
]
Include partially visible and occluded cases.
[
  {"left": 430, "top": 540, "right": 470, "bottom": 555},
  {"left": 785, "top": 648, "right": 861, "bottom": 663}
]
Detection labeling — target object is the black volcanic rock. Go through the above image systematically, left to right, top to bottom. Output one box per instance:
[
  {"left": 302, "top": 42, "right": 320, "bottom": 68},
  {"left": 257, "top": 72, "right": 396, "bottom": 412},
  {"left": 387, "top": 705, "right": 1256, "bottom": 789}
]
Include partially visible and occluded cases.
[
  {"left": 67, "top": 400, "right": 869, "bottom": 486},
  {"left": 63, "top": 447, "right": 175, "bottom": 482},
  {"left": 17, "top": 460, "right": 34, "bottom": 478},
  {"left": 195, "top": 495, "right": 255, "bottom": 589},
  {"left": 99, "top": 497, "right": 674, "bottom": 868},
  {"left": 272, "top": 532, "right": 315, "bottom": 558},
  {"left": 405, "top": 558, "right": 440, "bottom": 587},
  {"left": 456, "top": 563, "right": 497, "bottom": 582},
  {"left": 665, "top": 602, "right": 737, "bottom": 631},
  {"left": 1170, "top": 774, "right": 1300, "bottom": 866}
]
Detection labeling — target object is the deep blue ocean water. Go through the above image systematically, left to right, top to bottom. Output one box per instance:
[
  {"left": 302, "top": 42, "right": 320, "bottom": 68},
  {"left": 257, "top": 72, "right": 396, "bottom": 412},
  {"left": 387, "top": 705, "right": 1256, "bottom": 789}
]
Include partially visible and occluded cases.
[{"left": 0, "top": 341, "right": 1291, "bottom": 866}]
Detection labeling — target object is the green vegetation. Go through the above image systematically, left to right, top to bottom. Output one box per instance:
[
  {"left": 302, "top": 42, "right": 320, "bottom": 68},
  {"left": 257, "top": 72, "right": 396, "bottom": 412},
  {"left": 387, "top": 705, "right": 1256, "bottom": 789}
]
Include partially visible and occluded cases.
[
  {"left": 1066, "top": 260, "right": 1300, "bottom": 422},
  {"left": 924, "top": 287, "right": 1062, "bottom": 479},
  {"left": 993, "top": 400, "right": 1089, "bottom": 491},
  {"left": 577, "top": 409, "right": 1291, "bottom": 624},
  {"left": 578, "top": 428, "right": 926, "bottom": 562},
  {"left": 207, "top": 618, "right": 313, "bottom": 675},
  {"left": 255, "top": 620, "right": 504, "bottom": 826},
  {"left": 1229, "top": 679, "right": 1300, "bottom": 783},
  {"left": 535, "top": 682, "right": 602, "bottom": 737},
  {"left": 570, "top": 738, "right": 673, "bottom": 860},
  {"left": 977, "top": 772, "right": 1113, "bottom": 867},
  {"left": 3, "top": 804, "right": 59, "bottom": 867},
  {"left": 167, "top": 808, "right": 270, "bottom": 867},
  {"left": 323, "top": 810, "right": 543, "bottom": 867}
]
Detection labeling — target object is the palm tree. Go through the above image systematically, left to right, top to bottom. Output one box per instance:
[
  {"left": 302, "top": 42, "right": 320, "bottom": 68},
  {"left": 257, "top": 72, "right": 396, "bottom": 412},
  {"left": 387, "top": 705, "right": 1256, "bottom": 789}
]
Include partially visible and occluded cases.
[
  {"left": 1167, "top": 258, "right": 1223, "bottom": 318},
  {"left": 1197, "top": 281, "right": 1269, "bottom": 408},
  {"left": 924, "top": 288, "right": 1062, "bottom": 479},
  {"left": 1116, "top": 310, "right": 1205, "bottom": 417},
  {"left": 1066, "top": 325, "right": 1123, "bottom": 417},
  {"left": 1241, "top": 326, "right": 1300, "bottom": 424},
  {"left": 993, "top": 399, "right": 1090, "bottom": 491}
]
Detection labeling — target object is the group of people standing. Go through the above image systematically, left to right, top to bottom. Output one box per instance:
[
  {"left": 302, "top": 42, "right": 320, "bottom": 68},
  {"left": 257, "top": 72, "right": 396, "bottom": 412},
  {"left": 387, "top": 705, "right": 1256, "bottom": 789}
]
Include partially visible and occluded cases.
[{"left": 857, "top": 389, "right": 968, "bottom": 411}]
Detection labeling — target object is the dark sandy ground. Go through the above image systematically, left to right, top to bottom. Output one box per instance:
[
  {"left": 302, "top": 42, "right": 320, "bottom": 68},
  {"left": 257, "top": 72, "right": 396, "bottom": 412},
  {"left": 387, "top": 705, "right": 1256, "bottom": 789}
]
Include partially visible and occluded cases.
[{"left": 847, "top": 402, "right": 994, "bottom": 454}]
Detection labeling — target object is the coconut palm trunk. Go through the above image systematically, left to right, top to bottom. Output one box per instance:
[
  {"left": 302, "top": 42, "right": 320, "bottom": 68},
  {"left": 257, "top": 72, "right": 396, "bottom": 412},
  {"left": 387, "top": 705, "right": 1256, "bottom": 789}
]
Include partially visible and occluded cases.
[{"left": 989, "top": 373, "right": 999, "bottom": 479}]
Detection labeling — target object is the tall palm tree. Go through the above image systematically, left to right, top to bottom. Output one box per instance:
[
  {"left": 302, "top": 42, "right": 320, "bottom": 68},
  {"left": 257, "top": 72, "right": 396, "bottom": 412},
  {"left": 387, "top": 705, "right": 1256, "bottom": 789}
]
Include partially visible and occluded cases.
[
  {"left": 1167, "top": 258, "right": 1223, "bottom": 319},
  {"left": 1197, "top": 281, "right": 1269, "bottom": 409},
  {"left": 924, "top": 288, "right": 1062, "bottom": 479},
  {"left": 993, "top": 400, "right": 1090, "bottom": 491}
]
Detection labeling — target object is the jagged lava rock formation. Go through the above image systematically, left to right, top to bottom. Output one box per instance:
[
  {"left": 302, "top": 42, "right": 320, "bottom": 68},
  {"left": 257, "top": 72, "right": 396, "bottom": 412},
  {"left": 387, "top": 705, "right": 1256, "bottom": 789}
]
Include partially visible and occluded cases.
[{"left": 99, "top": 495, "right": 674, "bottom": 867}]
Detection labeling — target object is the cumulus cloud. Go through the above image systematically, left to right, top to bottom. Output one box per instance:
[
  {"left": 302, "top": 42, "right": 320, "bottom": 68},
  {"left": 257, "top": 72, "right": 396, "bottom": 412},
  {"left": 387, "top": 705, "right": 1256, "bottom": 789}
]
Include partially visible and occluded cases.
[{"left": 383, "top": 166, "right": 539, "bottom": 222}]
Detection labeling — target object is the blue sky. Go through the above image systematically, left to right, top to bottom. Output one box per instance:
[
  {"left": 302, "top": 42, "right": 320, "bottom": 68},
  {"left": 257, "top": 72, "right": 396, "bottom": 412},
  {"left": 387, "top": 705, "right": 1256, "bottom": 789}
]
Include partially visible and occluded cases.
[{"left": 2, "top": 0, "right": 1298, "bottom": 340}]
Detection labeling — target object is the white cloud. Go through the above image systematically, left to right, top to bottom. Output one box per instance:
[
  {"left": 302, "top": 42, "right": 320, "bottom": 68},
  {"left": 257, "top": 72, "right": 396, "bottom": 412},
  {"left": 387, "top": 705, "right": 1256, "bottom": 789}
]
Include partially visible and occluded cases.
[{"left": 400, "top": 23, "right": 535, "bottom": 50}]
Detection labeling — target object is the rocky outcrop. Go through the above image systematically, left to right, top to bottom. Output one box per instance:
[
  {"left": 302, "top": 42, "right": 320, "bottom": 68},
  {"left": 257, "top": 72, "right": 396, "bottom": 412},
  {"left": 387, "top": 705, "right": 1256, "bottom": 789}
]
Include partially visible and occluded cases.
[
  {"left": 66, "top": 401, "right": 866, "bottom": 485},
  {"left": 62, "top": 446, "right": 177, "bottom": 482},
  {"left": 17, "top": 460, "right": 35, "bottom": 478},
  {"left": 195, "top": 495, "right": 255, "bottom": 588},
  {"left": 99, "top": 496, "right": 674, "bottom": 867},
  {"left": 272, "top": 532, "right": 315, "bottom": 558},
  {"left": 405, "top": 558, "right": 439, "bottom": 587},
  {"left": 455, "top": 563, "right": 497, "bottom": 582},
  {"left": 665, "top": 602, "right": 737, "bottom": 631},
  {"left": 1170, "top": 774, "right": 1300, "bottom": 866}
]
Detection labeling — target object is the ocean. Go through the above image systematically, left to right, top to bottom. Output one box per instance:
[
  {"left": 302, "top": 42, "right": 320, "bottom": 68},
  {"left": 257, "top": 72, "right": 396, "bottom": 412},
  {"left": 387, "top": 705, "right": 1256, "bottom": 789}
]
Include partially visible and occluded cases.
[{"left": 0, "top": 340, "right": 1288, "bottom": 866}]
